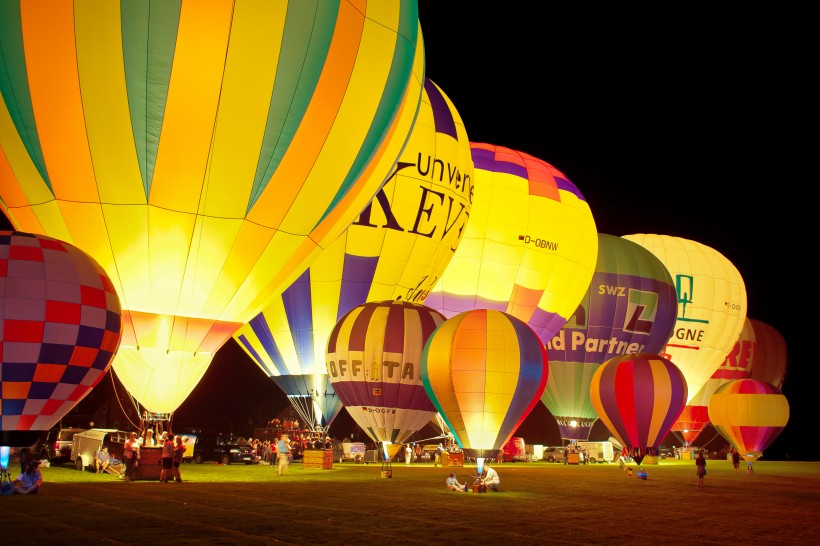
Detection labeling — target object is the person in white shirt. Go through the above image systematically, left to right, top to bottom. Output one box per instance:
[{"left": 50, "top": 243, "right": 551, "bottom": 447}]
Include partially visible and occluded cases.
[
  {"left": 138, "top": 429, "right": 156, "bottom": 447},
  {"left": 482, "top": 463, "right": 501, "bottom": 491}
]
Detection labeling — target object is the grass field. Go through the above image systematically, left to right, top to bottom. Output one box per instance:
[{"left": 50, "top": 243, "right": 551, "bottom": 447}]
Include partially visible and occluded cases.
[{"left": 3, "top": 458, "right": 819, "bottom": 545}]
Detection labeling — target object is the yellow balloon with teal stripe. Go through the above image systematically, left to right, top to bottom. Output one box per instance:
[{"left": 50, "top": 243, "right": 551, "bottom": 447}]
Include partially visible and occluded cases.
[{"left": 0, "top": 0, "right": 424, "bottom": 413}]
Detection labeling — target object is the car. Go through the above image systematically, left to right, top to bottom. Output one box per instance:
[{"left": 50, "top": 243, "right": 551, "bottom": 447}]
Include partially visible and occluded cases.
[
  {"left": 29, "top": 425, "right": 84, "bottom": 466},
  {"left": 192, "top": 434, "right": 256, "bottom": 465},
  {"left": 542, "top": 446, "right": 568, "bottom": 463}
]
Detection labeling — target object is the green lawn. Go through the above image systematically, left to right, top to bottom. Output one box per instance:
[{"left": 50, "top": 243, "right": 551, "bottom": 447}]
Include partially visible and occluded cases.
[{"left": 3, "top": 458, "right": 819, "bottom": 545}]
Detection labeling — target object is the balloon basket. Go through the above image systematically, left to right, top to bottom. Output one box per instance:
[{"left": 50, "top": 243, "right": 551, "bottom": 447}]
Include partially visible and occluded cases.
[
  {"left": 380, "top": 460, "right": 392, "bottom": 478},
  {"left": 637, "top": 468, "right": 648, "bottom": 480},
  {"left": 471, "top": 483, "right": 487, "bottom": 493}
]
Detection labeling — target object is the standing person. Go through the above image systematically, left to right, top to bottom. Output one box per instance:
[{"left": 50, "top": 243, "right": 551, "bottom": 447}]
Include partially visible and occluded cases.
[
  {"left": 123, "top": 431, "right": 141, "bottom": 482},
  {"left": 159, "top": 433, "right": 174, "bottom": 483},
  {"left": 276, "top": 433, "right": 291, "bottom": 476},
  {"left": 172, "top": 435, "right": 186, "bottom": 482},
  {"left": 434, "top": 443, "right": 443, "bottom": 467},
  {"left": 405, "top": 444, "right": 412, "bottom": 466},
  {"left": 18, "top": 446, "right": 29, "bottom": 475},
  {"left": 731, "top": 448, "right": 741, "bottom": 473},
  {"left": 695, "top": 450, "right": 707, "bottom": 487},
  {"left": 13, "top": 459, "right": 43, "bottom": 494}
]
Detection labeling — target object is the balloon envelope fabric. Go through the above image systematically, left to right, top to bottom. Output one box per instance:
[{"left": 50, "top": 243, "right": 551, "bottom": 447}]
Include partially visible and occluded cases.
[
  {"left": 0, "top": 1, "right": 424, "bottom": 413},
  {"left": 234, "top": 78, "right": 472, "bottom": 430},
  {"left": 425, "top": 143, "right": 597, "bottom": 346},
  {"left": 1, "top": 231, "right": 122, "bottom": 446},
  {"left": 542, "top": 233, "right": 677, "bottom": 442},
  {"left": 622, "top": 234, "right": 747, "bottom": 406},
  {"left": 325, "top": 300, "right": 446, "bottom": 445},
  {"left": 420, "top": 309, "right": 548, "bottom": 460},
  {"left": 672, "top": 317, "right": 755, "bottom": 445},
  {"left": 748, "top": 319, "right": 788, "bottom": 389},
  {"left": 589, "top": 352, "right": 687, "bottom": 465},
  {"left": 707, "top": 378, "right": 789, "bottom": 462}
]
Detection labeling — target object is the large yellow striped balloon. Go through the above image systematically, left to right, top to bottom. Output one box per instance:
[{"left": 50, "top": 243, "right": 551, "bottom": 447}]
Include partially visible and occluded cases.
[
  {"left": 0, "top": 1, "right": 424, "bottom": 413},
  {"left": 234, "top": 78, "right": 472, "bottom": 429},
  {"left": 425, "top": 143, "right": 597, "bottom": 344},
  {"left": 622, "top": 234, "right": 747, "bottom": 406}
]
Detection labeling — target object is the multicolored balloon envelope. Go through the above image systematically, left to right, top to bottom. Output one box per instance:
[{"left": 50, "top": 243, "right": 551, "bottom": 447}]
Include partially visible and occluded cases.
[
  {"left": 0, "top": 1, "right": 424, "bottom": 413},
  {"left": 235, "top": 78, "right": 473, "bottom": 430},
  {"left": 425, "top": 143, "right": 597, "bottom": 346},
  {"left": 1, "top": 232, "right": 122, "bottom": 446},
  {"left": 542, "top": 234, "right": 677, "bottom": 441},
  {"left": 622, "top": 235, "right": 747, "bottom": 405},
  {"left": 325, "top": 301, "right": 447, "bottom": 445},
  {"left": 420, "top": 309, "right": 548, "bottom": 460},
  {"left": 672, "top": 317, "right": 755, "bottom": 445},
  {"left": 748, "top": 319, "right": 788, "bottom": 389},
  {"left": 589, "top": 353, "right": 688, "bottom": 465},
  {"left": 708, "top": 379, "right": 789, "bottom": 462}
]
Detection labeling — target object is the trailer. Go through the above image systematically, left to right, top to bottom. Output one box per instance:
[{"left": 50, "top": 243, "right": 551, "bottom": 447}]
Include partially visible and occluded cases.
[
  {"left": 70, "top": 428, "right": 121, "bottom": 474},
  {"left": 575, "top": 441, "right": 615, "bottom": 463}
]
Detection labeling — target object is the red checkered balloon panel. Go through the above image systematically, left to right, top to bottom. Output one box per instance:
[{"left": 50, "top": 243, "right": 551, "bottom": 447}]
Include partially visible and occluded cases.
[{"left": 1, "top": 231, "right": 122, "bottom": 443}]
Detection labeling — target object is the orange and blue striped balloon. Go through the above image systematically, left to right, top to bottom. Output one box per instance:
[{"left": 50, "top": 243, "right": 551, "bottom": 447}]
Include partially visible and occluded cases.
[
  {"left": 420, "top": 309, "right": 548, "bottom": 460},
  {"left": 590, "top": 352, "right": 687, "bottom": 464}
]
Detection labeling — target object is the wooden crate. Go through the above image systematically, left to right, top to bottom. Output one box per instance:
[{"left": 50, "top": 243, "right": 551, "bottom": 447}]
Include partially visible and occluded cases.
[{"left": 303, "top": 449, "right": 333, "bottom": 470}]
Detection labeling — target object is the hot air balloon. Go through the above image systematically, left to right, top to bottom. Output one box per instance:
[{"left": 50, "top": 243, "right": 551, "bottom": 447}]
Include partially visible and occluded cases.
[
  {"left": 0, "top": 1, "right": 424, "bottom": 414},
  {"left": 235, "top": 78, "right": 473, "bottom": 431},
  {"left": 425, "top": 143, "right": 597, "bottom": 346},
  {"left": 1, "top": 231, "right": 122, "bottom": 447},
  {"left": 542, "top": 234, "right": 678, "bottom": 442},
  {"left": 622, "top": 235, "right": 747, "bottom": 410},
  {"left": 325, "top": 300, "right": 447, "bottom": 447},
  {"left": 420, "top": 309, "right": 548, "bottom": 473},
  {"left": 671, "top": 317, "right": 755, "bottom": 445},
  {"left": 748, "top": 319, "right": 788, "bottom": 388},
  {"left": 589, "top": 353, "right": 688, "bottom": 465},
  {"left": 708, "top": 379, "right": 789, "bottom": 467}
]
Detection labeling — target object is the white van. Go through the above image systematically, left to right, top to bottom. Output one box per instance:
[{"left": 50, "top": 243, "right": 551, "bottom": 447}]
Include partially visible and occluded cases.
[
  {"left": 337, "top": 441, "right": 367, "bottom": 463},
  {"left": 576, "top": 441, "right": 615, "bottom": 463}
]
